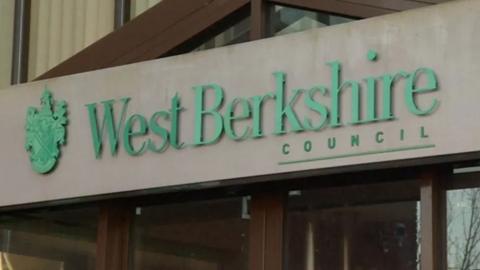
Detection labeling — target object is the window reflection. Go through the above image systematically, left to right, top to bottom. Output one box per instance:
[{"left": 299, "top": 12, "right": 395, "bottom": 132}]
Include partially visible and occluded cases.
[
  {"left": 130, "top": 0, "right": 163, "bottom": 19},
  {"left": 268, "top": 5, "right": 354, "bottom": 37},
  {"left": 194, "top": 16, "right": 250, "bottom": 52},
  {"left": 286, "top": 181, "right": 420, "bottom": 270},
  {"left": 448, "top": 188, "right": 480, "bottom": 270},
  {"left": 131, "top": 197, "right": 249, "bottom": 270},
  {"left": 0, "top": 206, "right": 98, "bottom": 270}
]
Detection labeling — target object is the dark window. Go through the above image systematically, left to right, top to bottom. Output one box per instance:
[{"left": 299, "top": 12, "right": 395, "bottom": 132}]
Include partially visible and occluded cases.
[
  {"left": 268, "top": 5, "right": 354, "bottom": 37},
  {"left": 194, "top": 16, "right": 250, "bottom": 51},
  {"left": 285, "top": 181, "right": 420, "bottom": 270},
  {"left": 131, "top": 197, "right": 250, "bottom": 270},
  {"left": 0, "top": 206, "right": 98, "bottom": 269}
]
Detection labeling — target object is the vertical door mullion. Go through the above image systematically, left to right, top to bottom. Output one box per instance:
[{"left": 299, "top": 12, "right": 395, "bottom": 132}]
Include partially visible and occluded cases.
[
  {"left": 420, "top": 167, "right": 448, "bottom": 270},
  {"left": 249, "top": 193, "right": 285, "bottom": 270},
  {"left": 96, "top": 201, "right": 133, "bottom": 270}
]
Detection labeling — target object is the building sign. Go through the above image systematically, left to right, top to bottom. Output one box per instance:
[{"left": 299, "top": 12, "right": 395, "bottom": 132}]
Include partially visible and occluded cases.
[
  {"left": 0, "top": 0, "right": 478, "bottom": 207},
  {"left": 84, "top": 49, "right": 438, "bottom": 160}
]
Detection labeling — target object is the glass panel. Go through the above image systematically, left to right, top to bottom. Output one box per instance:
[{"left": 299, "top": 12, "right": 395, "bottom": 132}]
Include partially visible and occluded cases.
[
  {"left": 0, "top": 0, "right": 15, "bottom": 89},
  {"left": 28, "top": 0, "right": 115, "bottom": 80},
  {"left": 130, "top": 0, "right": 163, "bottom": 19},
  {"left": 268, "top": 5, "right": 354, "bottom": 37},
  {"left": 194, "top": 16, "right": 250, "bottom": 51},
  {"left": 286, "top": 181, "right": 420, "bottom": 270},
  {"left": 448, "top": 187, "right": 480, "bottom": 270},
  {"left": 131, "top": 197, "right": 249, "bottom": 270},
  {"left": 0, "top": 206, "right": 98, "bottom": 270}
]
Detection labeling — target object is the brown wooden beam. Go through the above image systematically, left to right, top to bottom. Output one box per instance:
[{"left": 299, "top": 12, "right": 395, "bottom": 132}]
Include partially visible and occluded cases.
[
  {"left": 36, "top": 0, "right": 249, "bottom": 80},
  {"left": 110, "top": 0, "right": 250, "bottom": 66},
  {"left": 250, "top": 0, "right": 268, "bottom": 40},
  {"left": 420, "top": 167, "right": 448, "bottom": 270},
  {"left": 448, "top": 171, "right": 480, "bottom": 190},
  {"left": 249, "top": 193, "right": 285, "bottom": 270},
  {"left": 96, "top": 202, "right": 133, "bottom": 270}
]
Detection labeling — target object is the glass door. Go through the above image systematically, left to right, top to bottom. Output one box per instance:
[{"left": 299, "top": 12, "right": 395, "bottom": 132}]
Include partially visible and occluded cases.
[{"left": 285, "top": 180, "right": 421, "bottom": 270}]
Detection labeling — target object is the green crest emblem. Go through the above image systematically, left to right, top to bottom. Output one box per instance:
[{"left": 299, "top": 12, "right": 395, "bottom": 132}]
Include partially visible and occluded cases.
[{"left": 25, "top": 88, "right": 68, "bottom": 174}]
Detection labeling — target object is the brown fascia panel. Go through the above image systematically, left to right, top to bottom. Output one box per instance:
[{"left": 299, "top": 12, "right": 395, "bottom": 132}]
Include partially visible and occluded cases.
[{"left": 36, "top": 0, "right": 249, "bottom": 80}]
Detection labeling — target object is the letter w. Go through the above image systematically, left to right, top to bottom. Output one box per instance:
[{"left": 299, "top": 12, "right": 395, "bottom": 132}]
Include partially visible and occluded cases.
[{"left": 85, "top": 97, "right": 131, "bottom": 158}]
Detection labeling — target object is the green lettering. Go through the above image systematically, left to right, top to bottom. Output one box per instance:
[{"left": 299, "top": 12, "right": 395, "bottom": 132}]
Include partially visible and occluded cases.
[
  {"left": 328, "top": 61, "right": 361, "bottom": 126},
  {"left": 405, "top": 68, "right": 439, "bottom": 115},
  {"left": 381, "top": 71, "right": 409, "bottom": 120},
  {"left": 273, "top": 72, "right": 304, "bottom": 134},
  {"left": 193, "top": 84, "right": 225, "bottom": 145},
  {"left": 303, "top": 86, "right": 329, "bottom": 131},
  {"left": 170, "top": 93, "right": 184, "bottom": 149},
  {"left": 251, "top": 93, "right": 275, "bottom": 138},
  {"left": 85, "top": 97, "right": 130, "bottom": 158},
  {"left": 224, "top": 98, "right": 251, "bottom": 140},
  {"left": 148, "top": 111, "right": 170, "bottom": 153},
  {"left": 123, "top": 114, "right": 148, "bottom": 156},
  {"left": 421, "top": 126, "right": 429, "bottom": 138},
  {"left": 376, "top": 131, "right": 384, "bottom": 143},
  {"left": 351, "top": 134, "right": 360, "bottom": 147},
  {"left": 328, "top": 137, "right": 336, "bottom": 149},
  {"left": 304, "top": 140, "right": 312, "bottom": 152},
  {"left": 282, "top": 143, "right": 290, "bottom": 155}
]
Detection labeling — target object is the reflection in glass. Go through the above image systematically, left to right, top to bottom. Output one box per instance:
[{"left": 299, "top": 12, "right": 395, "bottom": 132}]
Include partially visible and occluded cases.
[
  {"left": 0, "top": 0, "right": 14, "bottom": 89},
  {"left": 28, "top": 0, "right": 115, "bottom": 80},
  {"left": 130, "top": 0, "right": 163, "bottom": 19},
  {"left": 268, "top": 5, "right": 354, "bottom": 37},
  {"left": 194, "top": 16, "right": 250, "bottom": 52},
  {"left": 286, "top": 181, "right": 420, "bottom": 270},
  {"left": 448, "top": 188, "right": 480, "bottom": 270},
  {"left": 131, "top": 197, "right": 249, "bottom": 270},
  {"left": 0, "top": 206, "right": 98, "bottom": 269}
]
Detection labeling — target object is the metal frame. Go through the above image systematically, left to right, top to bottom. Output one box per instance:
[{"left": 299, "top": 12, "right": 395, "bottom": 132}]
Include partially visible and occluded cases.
[
  {"left": 10, "top": 0, "right": 30, "bottom": 85},
  {"left": 114, "top": 0, "right": 131, "bottom": 29}
]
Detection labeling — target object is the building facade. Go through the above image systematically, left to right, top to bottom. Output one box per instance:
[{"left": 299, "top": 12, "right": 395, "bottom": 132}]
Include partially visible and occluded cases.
[{"left": 0, "top": 0, "right": 477, "bottom": 270}]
